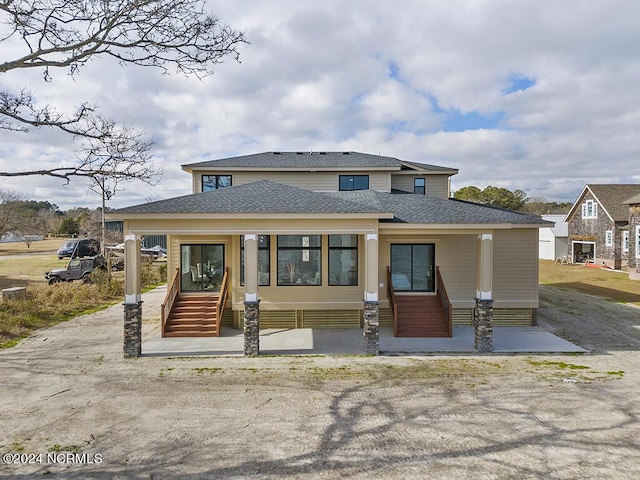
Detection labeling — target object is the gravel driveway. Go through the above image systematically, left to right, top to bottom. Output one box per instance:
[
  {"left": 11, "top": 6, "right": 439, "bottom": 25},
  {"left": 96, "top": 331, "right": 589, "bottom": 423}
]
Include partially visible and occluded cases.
[{"left": 1, "top": 285, "right": 639, "bottom": 479}]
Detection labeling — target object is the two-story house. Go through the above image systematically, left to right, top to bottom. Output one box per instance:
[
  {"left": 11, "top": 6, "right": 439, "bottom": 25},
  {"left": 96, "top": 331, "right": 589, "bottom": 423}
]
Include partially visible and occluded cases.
[
  {"left": 109, "top": 151, "right": 550, "bottom": 357},
  {"left": 565, "top": 184, "right": 640, "bottom": 269}
]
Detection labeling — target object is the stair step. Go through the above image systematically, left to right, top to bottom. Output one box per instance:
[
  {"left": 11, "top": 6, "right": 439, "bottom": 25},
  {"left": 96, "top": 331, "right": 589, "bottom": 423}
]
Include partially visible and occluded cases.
[{"left": 164, "top": 294, "right": 222, "bottom": 338}]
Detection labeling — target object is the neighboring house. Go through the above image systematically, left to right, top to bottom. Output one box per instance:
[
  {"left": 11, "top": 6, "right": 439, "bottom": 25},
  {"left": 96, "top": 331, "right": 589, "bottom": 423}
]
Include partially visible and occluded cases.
[
  {"left": 109, "top": 151, "right": 551, "bottom": 356},
  {"left": 565, "top": 184, "right": 640, "bottom": 269},
  {"left": 624, "top": 192, "right": 640, "bottom": 280},
  {"left": 539, "top": 214, "right": 568, "bottom": 260}
]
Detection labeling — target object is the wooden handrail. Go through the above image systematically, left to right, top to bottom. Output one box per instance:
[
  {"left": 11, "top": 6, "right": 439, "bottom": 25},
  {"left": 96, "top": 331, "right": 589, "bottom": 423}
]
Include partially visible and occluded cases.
[
  {"left": 386, "top": 266, "right": 398, "bottom": 337},
  {"left": 436, "top": 266, "right": 453, "bottom": 337},
  {"left": 160, "top": 267, "right": 180, "bottom": 338},
  {"left": 215, "top": 267, "right": 230, "bottom": 332}
]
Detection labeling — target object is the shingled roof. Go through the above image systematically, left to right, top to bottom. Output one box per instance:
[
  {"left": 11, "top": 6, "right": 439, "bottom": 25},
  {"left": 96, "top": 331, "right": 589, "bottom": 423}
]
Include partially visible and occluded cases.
[
  {"left": 182, "top": 151, "right": 457, "bottom": 174},
  {"left": 111, "top": 180, "right": 388, "bottom": 215},
  {"left": 112, "top": 180, "right": 549, "bottom": 226},
  {"left": 585, "top": 185, "right": 640, "bottom": 221},
  {"left": 333, "top": 191, "right": 550, "bottom": 225}
]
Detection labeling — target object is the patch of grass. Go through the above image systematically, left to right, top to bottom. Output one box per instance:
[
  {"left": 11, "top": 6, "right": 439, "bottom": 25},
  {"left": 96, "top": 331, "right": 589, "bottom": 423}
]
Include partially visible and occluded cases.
[
  {"left": 0, "top": 260, "right": 165, "bottom": 346},
  {"left": 539, "top": 260, "right": 640, "bottom": 306},
  {"left": 528, "top": 360, "right": 590, "bottom": 370},
  {"left": 193, "top": 367, "right": 224, "bottom": 375}
]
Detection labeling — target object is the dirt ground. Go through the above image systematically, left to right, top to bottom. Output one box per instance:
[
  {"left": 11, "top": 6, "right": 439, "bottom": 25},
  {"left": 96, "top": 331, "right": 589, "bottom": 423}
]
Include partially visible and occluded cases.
[{"left": 1, "top": 285, "right": 639, "bottom": 479}]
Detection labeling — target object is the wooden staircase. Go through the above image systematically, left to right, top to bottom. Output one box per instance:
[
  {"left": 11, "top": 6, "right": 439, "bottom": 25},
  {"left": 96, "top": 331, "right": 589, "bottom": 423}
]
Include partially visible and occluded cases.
[
  {"left": 164, "top": 294, "right": 220, "bottom": 337},
  {"left": 395, "top": 296, "right": 451, "bottom": 337}
]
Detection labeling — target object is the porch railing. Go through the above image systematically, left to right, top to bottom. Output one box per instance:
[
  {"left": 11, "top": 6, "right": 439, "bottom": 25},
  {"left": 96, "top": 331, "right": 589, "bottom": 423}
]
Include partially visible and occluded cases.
[
  {"left": 386, "top": 266, "right": 398, "bottom": 336},
  {"left": 436, "top": 266, "right": 453, "bottom": 337},
  {"left": 161, "top": 267, "right": 180, "bottom": 338},
  {"left": 215, "top": 267, "right": 230, "bottom": 333}
]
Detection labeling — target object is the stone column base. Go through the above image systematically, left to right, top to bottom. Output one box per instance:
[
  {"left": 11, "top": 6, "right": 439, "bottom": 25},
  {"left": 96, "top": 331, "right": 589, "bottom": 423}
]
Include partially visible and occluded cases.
[
  {"left": 474, "top": 298, "right": 493, "bottom": 353},
  {"left": 363, "top": 300, "right": 380, "bottom": 355},
  {"left": 124, "top": 301, "right": 143, "bottom": 358},
  {"left": 243, "top": 301, "right": 260, "bottom": 357}
]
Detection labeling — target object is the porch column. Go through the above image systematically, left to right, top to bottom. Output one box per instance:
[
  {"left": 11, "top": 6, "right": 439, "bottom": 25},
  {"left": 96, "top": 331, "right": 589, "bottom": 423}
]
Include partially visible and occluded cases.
[
  {"left": 363, "top": 233, "right": 379, "bottom": 355},
  {"left": 474, "top": 233, "right": 494, "bottom": 352},
  {"left": 123, "top": 234, "right": 142, "bottom": 358},
  {"left": 243, "top": 235, "right": 260, "bottom": 356}
]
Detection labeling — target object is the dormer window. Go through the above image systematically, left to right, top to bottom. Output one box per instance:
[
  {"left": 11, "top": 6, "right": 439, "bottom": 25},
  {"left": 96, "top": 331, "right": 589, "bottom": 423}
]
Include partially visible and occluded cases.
[
  {"left": 202, "top": 175, "right": 232, "bottom": 192},
  {"left": 339, "top": 175, "right": 369, "bottom": 191},
  {"left": 581, "top": 199, "right": 597, "bottom": 219}
]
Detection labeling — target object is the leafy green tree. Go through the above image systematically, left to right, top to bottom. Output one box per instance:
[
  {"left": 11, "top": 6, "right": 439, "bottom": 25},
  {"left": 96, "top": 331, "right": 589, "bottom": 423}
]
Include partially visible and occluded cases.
[{"left": 454, "top": 185, "right": 528, "bottom": 211}]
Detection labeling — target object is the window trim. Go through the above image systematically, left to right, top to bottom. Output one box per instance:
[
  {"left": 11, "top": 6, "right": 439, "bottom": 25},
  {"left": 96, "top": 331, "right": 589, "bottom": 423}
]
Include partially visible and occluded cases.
[
  {"left": 338, "top": 174, "right": 370, "bottom": 191},
  {"left": 414, "top": 177, "right": 426, "bottom": 195},
  {"left": 581, "top": 199, "right": 597, "bottom": 219},
  {"left": 605, "top": 229, "right": 613, "bottom": 247},
  {"left": 623, "top": 231, "right": 630, "bottom": 253},
  {"left": 328, "top": 235, "right": 358, "bottom": 286}
]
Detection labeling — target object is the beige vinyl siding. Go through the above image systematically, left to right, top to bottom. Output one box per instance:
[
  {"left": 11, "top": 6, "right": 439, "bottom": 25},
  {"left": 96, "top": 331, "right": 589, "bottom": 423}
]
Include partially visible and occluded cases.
[
  {"left": 192, "top": 171, "right": 391, "bottom": 193},
  {"left": 390, "top": 174, "right": 450, "bottom": 198},
  {"left": 492, "top": 229, "right": 539, "bottom": 307},
  {"left": 378, "top": 233, "right": 477, "bottom": 309}
]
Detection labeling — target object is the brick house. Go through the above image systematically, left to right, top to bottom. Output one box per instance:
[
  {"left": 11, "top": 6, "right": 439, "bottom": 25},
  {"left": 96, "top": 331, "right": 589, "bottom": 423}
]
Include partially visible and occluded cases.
[{"left": 565, "top": 184, "right": 640, "bottom": 270}]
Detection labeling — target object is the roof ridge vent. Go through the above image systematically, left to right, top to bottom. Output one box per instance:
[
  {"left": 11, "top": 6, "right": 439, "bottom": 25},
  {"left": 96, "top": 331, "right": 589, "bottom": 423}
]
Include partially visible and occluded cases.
[{"left": 342, "top": 152, "right": 350, "bottom": 155}]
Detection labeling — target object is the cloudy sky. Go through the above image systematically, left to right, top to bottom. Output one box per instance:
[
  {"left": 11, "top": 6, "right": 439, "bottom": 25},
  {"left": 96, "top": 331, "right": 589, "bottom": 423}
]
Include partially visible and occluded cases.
[{"left": 1, "top": 0, "right": 639, "bottom": 210}]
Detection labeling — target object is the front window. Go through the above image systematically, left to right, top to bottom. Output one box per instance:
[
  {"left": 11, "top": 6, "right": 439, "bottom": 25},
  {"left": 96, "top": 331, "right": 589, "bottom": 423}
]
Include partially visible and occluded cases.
[
  {"left": 202, "top": 175, "right": 232, "bottom": 192},
  {"left": 339, "top": 175, "right": 369, "bottom": 191},
  {"left": 414, "top": 178, "right": 426, "bottom": 195},
  {"left": 581, "top": 199, "right": 597, "bottom": 219},
  {"left": 606, "top": 230, "right": 613, "bottom": 247},
  {"left": 240, "top": 235, "right": 271, "bottom": 286},
  {"left": 277, "top": 235, "right": 321, "bottom": 286},
  {"left": 329, "top": 235, "right": 358, "bottom": 286}
]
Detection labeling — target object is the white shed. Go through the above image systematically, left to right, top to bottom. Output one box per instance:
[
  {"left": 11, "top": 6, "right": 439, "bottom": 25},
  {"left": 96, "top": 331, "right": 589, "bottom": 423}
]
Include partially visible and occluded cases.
[{"left": 539, "top": 214, "right": 568, "bottom": 260}]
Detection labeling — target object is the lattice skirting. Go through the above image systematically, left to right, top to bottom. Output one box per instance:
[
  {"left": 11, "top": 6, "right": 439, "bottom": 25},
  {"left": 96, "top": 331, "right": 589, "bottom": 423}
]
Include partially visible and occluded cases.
[{"left": 452, "top": 308, "right": 533, "bottom": 326}]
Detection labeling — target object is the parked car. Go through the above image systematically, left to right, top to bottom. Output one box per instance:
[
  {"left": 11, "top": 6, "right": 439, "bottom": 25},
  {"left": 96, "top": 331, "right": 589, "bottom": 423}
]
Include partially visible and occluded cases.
[
  {"left": 57, "top": 238, "right": 100, "bottom": 259},
  {"left": 45, "top": 256, "right": 107, "bottom": 284}
]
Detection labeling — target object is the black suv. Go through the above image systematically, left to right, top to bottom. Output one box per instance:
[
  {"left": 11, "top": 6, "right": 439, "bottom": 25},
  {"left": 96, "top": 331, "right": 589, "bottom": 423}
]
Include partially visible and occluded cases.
[
  {"left": 57, "top": 238, "right": 100, "bottom": 259},
  {"left": 45, "top": 256, "right": 107, "bottom": 284}
]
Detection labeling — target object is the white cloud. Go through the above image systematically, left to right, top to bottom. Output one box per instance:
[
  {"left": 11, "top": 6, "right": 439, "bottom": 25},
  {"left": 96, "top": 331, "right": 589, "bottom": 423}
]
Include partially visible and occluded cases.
[{"left": 1, "top": 0, "right": 640, "bottom": 209}]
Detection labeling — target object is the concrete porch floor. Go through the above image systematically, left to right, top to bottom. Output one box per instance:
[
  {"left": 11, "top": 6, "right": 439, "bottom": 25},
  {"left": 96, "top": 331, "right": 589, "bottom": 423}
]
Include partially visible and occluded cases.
[{"left": 142, "top": 325, "right": 586, "bottom": 357}]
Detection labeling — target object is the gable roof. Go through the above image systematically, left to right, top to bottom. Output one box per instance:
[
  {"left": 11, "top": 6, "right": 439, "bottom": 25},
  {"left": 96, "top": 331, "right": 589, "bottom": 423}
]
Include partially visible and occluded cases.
[
  {"left": 182, "top": 151, "right": 458, "bottom": 174},
  {"left": 110, "top": 180, "right": 390, "bottom": 217},
  {"left": 566, "top": 184, "right": 640, "bottom": 222}
]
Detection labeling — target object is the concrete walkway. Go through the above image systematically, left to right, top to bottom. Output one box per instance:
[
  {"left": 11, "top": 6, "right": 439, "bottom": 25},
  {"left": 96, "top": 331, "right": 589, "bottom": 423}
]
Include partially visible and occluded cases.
[{"left": 143, "top": 323, "right": 586, "bottom": 357}]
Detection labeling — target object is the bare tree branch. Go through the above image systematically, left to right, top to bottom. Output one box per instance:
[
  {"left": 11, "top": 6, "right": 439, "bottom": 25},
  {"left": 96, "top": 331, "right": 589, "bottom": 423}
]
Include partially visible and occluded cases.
[{"left": 0, "top": 0, "right": 246, "bottom": 180}]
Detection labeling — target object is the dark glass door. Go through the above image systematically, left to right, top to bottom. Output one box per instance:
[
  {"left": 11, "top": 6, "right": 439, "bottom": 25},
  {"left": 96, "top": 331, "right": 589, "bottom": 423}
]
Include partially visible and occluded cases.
[
  {"left": 181, "top": 244, "right": 225, "bottom": 292},
  {"left": 390, "top": 244, "right": 435, "bottom": 292}
]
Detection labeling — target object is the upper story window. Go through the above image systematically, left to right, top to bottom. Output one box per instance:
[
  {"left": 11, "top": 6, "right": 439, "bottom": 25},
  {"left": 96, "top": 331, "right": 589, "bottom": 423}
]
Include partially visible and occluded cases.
[
  {"left": 202, "top": 175, "right": 232, "bottom": 192},
  {"left": 339, "top": 175, "right": 369, "bottom": 191},
  {"left": 414, "top": 178, "right": 426, "bottom": 195},
  {"left": 581, "top": 199, "right": 597, "bottom": 219}
]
